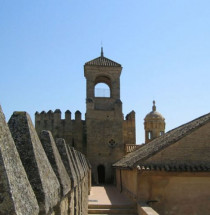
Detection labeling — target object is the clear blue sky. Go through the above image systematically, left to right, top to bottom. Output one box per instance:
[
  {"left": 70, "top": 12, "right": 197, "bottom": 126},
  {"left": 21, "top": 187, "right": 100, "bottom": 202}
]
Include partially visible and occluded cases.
[{"left": 0, "top": 0, "right": 210, "bottom": 143}]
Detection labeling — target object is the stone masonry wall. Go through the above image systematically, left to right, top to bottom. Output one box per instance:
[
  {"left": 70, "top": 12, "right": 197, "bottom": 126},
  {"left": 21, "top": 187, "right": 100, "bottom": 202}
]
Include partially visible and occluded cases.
[
  {"left": 0, "top": 106, "right": 90, "bottom": 215},
  {"left": 35, "top": 108, "right": 136, "bottom": 185},
  {"left": 35, "top": 109, "right": 136, "bottom": 155},
  {"left": 35, "top": 110, "right": 86, "bottom": 155},
  {"left": 123, "top": 111, "right": 136, "bottom": 145},
  {"left": 137, "top": 171, "right": 210, "bottom": 215}
]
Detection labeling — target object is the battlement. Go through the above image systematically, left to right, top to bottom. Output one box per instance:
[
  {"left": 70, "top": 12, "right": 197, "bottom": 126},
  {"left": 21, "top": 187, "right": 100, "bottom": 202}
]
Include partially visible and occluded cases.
[
  {"left": 0, "top": 106, "right": 90, "bottom": 215},
  {"left": 35, "top": 109, "right": 82, "bottom": 122},
  {"left": 35, "top": 109, "right": 86, "bottom": 154}
]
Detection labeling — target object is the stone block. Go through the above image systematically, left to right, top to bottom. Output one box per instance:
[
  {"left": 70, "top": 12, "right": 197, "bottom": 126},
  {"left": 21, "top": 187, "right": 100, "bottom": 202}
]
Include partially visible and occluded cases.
[
  {"left": 0, "top": 106, "right": 39, "bottom": 215},
  {"left": 8, "top": 111, "right": 60, "bottom": 214},
  {"left": 40, "top": 130, "right": 71, "bottom": 196},
  {"left": 55, "top": 138, "right": 78, "bottom": 188},
  {"left": 66, "top": 145, "right": 81, "bottom": 183},
  {"left": 70, "top": 147, "right": 85, "bottom": 180},
  {"left": 77, "top": 151, "right": 87, "bottom": 174},
  {"left": 80, "top": 152, "right": 90, "bottom": 174},
  {"left": 77, "top": 184, "right": 82, "bottom": 214},
  {"left": 73, "top": 186, "right": 79, "bottom": 215},
  {"left": 69, "top": 190, "right": 75, "bottom": 215},
  {"left": 54, "top": 196, "right": 69, "bottom": 215}
]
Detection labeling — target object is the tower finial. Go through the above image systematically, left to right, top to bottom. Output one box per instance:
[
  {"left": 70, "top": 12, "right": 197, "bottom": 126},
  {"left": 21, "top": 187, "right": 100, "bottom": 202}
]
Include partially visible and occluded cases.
[
  {"left": 101, "top": 46, "right": 104, "bottom": 57},
  {"left": 152, "top": 100, "right": 156, "bottom": 111}
]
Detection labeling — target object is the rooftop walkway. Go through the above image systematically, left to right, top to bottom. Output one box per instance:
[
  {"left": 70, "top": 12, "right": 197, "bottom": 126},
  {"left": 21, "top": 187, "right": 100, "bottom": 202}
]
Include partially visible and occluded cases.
[
  {"left": 88, "top": 185, "right": 137, "bottom": 215},
  {"left": 88, "top": 185, "right": 133, "bottom": 205}
]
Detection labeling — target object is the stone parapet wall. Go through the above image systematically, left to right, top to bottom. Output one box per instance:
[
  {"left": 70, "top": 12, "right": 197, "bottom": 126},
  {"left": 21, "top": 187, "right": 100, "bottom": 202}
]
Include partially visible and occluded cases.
[
  {"left": 0, "top": 106, "right": 91, "bottom": 215},
  {"left": 116, "top": 167, "right": 210, "bottom": 215},
  {"left": 137, "top": 171, "right": 210, "bottom": 215}
]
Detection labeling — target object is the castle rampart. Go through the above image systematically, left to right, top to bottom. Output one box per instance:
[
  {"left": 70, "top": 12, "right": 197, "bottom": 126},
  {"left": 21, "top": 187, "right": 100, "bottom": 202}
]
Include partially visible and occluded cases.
[
  {"left": 0, "top": 106, "right": 90, "bottom": 215},
  {"left": 35, "top": 108, "right": 136, "bottom": 158}
]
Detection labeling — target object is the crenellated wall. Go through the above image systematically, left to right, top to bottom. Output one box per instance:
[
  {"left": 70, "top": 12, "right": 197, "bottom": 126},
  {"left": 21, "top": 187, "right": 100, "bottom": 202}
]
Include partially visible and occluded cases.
[
  {"left": 0, "top": 106, "right": 91, "bottom": 215},
  {"left": 35, "top": 108, "right": 136, "bottom": 185},
  {"left": 35, "top": 109, "right": 86, "bottom": 154},
  {"left": 35, "top": 109, "right": 136, "bottom": 156}
]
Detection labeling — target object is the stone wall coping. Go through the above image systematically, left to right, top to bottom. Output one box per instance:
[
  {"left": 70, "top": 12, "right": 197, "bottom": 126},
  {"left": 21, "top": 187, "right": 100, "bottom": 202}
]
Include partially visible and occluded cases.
[
  {"left": 0, "top": 106, "right": 39, "bottom": 215},
  {"left": 8, "top": 111, "right": 60, "bottom": 214},
  {"left": 40, "top": 130, "right": 71, "bottom": 196},
  {"left": 138, "top": 202, "right": 159, "bottom": 215}
]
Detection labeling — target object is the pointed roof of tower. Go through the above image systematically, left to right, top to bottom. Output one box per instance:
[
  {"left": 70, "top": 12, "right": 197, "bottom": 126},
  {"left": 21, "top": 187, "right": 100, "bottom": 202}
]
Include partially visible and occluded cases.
[{"left": 85, "top": 47, "right": 121, "bottom": 67}]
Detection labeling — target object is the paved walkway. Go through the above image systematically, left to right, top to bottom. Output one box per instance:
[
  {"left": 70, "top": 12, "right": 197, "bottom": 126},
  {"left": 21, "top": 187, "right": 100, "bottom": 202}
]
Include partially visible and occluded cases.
[{"left": 88, "top": 185, "right": 134, "bottom": 205}]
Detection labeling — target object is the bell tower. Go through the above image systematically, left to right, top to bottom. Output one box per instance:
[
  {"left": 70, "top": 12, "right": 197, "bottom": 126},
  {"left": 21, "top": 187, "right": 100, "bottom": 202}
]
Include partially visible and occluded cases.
[
  {"left": 84, "top": 48, "right": 124, "bottom": 184},
  {"left": 144, "top": 101, "right": 165, "bottom": 143}
]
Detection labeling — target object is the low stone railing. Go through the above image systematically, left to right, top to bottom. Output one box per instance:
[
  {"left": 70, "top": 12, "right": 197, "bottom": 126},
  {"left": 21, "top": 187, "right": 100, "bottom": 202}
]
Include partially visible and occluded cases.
[
  {"left": 0, "top": 106, "right": 91, "bottom": 215},
  {"left": 125, "top": 144, "right": 142, "bottom": 154}
]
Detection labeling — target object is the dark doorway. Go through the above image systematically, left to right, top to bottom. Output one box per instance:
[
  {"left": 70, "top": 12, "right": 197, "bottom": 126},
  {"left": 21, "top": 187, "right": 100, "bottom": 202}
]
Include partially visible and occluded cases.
[{"left": 97, "top": 165, "right": 105, "bottom": 184}]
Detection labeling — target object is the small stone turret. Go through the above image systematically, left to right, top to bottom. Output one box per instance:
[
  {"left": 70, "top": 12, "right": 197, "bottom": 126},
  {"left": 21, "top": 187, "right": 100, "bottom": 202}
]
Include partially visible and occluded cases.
[{"left": 144, "top": 101, "right": 165, "bottom": 143}]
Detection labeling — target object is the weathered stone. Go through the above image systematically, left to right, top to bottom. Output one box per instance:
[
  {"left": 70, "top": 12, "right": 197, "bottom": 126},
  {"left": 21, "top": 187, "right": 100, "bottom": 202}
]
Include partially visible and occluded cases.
[
  {"left": 0, "top": 106, "right": 39, "bottom": 215},
  {"left": 35, "top": 109, "right": 85, "bottom": 154},
  {"left": 8, "top": 111, "right": 60, "bottom": 214},
  {"left": 40, "top": 130, "right": 71, "bottom": 196},
  {"left": 55, "top": 138, "right": 78, "bottom": 188},
  {"left": 67, "top": 145, "right": 80, "bottom": 183},
  {"left": 65, "top": 146, "right": 82, "bottom": 214},
  {"left": 70, "top": 147, "right": 85, "bottom": 180},
  {"left": 72, "top": 150, "right": 84, "bottom": 215},
  {"left": 77, "top": 151, "right": 86, "bottom": 174},
  {"left": 78, "top": 151, "right": 89, "bottom": 174},
  {"left": 79, "top": 151, "right": 91, "bottom": 205},
  {"left": 81, "top": 175, "right": 89, "bottom": 215},
  {"left": 78, "top": 184, "right": 82, "bottom": 215},
  {"left": 74, "top": 187, "right": 79, "bottom": 215},
  {"left": 69, "top": 190, "right": 75, "bottom": 215},
  {"left": 54, "top": 196, "right": 69, "bottom": 215}
]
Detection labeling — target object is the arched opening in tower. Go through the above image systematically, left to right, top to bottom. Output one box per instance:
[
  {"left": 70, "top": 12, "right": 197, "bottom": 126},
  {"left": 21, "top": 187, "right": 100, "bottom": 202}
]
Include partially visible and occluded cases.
[
  {"left": 94, "top": 83, "right": 111, "bottom": 98},
  {"left": 97, "top": 165, "right": 105, "bottom": 184}
]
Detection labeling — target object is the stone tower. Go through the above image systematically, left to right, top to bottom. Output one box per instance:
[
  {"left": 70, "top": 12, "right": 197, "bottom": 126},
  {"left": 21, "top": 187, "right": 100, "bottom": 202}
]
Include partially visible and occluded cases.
[
  {"left": 84, "top": 48, "right": 124, "bottom": 184},
  {"left": 144, "top": 101, "right": 165, "bottom": 143}
]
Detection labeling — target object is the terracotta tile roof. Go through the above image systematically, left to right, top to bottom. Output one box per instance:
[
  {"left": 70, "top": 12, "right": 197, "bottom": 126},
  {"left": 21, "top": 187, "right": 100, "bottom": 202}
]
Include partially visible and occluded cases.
[
  {"left": 85, "top": 56, "right": 121, "bottom": 67},
  {"left": 113, "top": 112, "right": 210, "bottom": 170}
]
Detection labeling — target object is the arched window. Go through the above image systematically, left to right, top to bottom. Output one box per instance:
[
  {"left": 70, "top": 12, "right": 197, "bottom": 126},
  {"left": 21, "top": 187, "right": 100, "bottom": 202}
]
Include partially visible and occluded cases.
[{"left": 94, "top": 83, "right": 111, "bottom": 98}]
